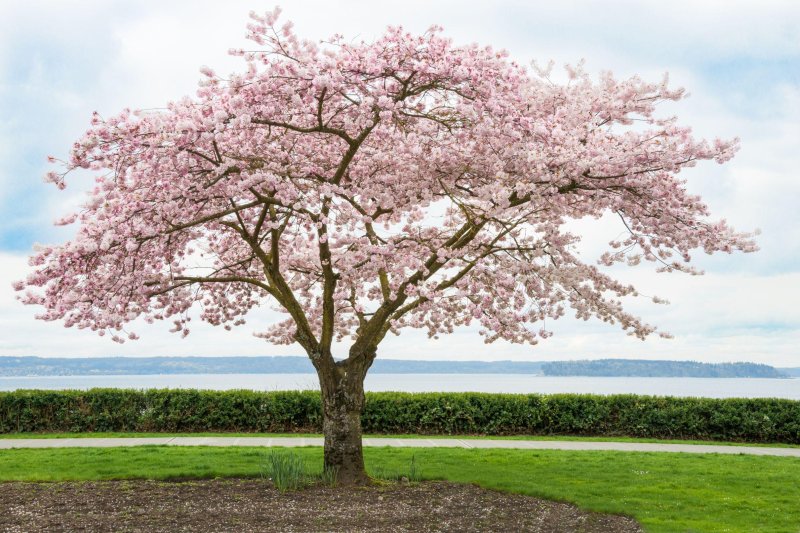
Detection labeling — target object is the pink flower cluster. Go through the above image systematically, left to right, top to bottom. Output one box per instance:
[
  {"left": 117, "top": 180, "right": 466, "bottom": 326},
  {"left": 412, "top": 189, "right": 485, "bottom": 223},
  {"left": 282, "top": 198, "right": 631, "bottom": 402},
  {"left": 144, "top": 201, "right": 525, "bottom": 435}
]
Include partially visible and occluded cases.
[{"left": 19, "top": 8, "right": 756, "bottom": 349}]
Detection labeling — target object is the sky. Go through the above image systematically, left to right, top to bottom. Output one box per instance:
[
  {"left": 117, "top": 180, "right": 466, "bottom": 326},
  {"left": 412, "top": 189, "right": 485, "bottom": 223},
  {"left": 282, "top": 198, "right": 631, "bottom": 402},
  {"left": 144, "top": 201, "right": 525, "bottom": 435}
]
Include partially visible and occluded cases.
[{"left": 0, "top": 0, "right": 798, "bottom": 364}]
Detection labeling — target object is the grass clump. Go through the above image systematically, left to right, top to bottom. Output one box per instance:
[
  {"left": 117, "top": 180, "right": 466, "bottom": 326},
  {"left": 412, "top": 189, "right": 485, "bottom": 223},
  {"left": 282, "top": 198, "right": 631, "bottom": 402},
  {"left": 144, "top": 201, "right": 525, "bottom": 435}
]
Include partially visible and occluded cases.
[
  {"left": 260, "top": 450, "right": 307, "bottom": 491},
  {"left": 260, "top": 450, "right": 340, "bottom": 490},
  {"left": 370, "top": 454, "right": 422, "bottom": 483},
  {"left": 408, "top": 454, "right": 422, "bottom": 482},
  {"left": 318, "top": 464, "right": 338, "bottom": 487}
]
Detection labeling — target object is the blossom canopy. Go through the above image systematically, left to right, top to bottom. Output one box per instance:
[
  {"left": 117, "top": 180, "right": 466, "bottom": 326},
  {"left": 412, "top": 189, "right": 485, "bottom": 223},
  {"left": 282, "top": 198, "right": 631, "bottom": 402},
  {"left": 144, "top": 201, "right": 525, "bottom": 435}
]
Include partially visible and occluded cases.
[{"left": 19, "top": 8, "right": 756, "bottom": 353}]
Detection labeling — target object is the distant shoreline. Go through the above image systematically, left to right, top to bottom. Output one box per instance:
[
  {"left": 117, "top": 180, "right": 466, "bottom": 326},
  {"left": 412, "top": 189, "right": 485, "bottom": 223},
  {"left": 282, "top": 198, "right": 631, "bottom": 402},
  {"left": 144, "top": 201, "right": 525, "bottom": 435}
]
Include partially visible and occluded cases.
[
  {"left": 0, "top": 356, "right": 795, "bottom": 379},
  {"left": 0, "top": 373, "right": 796, "bottom": 379}
]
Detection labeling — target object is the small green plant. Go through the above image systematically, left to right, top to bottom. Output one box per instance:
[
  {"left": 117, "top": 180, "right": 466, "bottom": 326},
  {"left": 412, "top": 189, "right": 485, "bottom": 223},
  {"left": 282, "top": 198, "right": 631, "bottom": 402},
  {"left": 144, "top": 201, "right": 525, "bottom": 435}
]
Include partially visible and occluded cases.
[
  {"left": 261, "top": 450, "right": 307, "bottom": 491},
  {"left": 369, "top": 454, "right": 423, "bottom": 482},
  {"left": 408, "top": 454, "right": 422, "bottom": 482},
  {"left": 318, "top": 464, "right": 338, "bottom": 487},
  {"left": 370, "top": 465, "right": 388, "bottom": 481}
]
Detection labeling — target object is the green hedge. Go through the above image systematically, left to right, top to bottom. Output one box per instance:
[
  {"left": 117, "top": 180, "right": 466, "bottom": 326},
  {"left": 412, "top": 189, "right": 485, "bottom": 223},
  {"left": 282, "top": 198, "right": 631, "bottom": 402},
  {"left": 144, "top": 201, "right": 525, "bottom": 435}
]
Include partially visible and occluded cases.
[{"left": 1, "top": 389, "right": 799, "bottom": 443}]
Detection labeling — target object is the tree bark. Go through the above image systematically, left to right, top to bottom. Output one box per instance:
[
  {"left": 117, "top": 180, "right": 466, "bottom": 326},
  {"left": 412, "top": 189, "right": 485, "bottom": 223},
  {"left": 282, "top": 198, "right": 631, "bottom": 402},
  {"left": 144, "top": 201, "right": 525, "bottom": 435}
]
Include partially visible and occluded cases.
[{"left": 317, "top": 358, "right": 371, "bottom": 486}]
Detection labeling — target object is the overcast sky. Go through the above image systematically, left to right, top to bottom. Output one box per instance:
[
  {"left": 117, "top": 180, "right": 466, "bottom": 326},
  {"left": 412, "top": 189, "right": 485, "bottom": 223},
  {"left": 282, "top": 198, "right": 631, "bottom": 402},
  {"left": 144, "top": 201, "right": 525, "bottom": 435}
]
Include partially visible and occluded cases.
[{"left": 0, "top": 0, "right": 798, "bottom": 364}]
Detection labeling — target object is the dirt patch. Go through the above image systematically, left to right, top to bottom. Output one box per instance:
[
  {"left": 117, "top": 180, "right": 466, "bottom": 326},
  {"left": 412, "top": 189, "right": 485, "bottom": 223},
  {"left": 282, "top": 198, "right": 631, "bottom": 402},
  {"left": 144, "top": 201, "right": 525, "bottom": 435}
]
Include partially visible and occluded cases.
[{"left": 0, "top": 479, "right": 642, "bottom": 532}]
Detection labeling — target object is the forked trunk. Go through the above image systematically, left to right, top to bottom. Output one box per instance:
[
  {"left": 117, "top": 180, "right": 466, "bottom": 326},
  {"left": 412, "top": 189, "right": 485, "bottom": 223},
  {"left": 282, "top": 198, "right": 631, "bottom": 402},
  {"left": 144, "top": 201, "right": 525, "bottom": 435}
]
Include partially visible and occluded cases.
[{"left": 319, "top": 366, "right": 370, "bottom": 485}]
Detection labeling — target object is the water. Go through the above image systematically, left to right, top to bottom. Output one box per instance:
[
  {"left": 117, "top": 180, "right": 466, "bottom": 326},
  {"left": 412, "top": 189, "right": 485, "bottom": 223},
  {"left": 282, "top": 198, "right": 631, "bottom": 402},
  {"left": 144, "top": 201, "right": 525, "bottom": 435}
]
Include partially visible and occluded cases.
[{"left": 0, "top": 373, "right": 798, "bottom": 399}]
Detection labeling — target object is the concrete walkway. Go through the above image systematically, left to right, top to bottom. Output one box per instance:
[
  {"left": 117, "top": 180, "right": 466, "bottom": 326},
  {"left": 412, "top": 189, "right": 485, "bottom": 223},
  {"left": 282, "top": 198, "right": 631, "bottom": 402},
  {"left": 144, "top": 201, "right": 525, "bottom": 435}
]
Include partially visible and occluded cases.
[{"left": 1, "top": 437, "right": 799, "bottom": 457}]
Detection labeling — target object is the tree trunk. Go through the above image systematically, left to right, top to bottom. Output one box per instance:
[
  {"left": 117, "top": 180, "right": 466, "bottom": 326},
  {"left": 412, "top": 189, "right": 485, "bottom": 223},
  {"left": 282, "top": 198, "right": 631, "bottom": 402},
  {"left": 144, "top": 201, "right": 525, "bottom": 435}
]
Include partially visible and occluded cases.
[{"left": 318, "top": 364, "right": 370, "bottom": 485}]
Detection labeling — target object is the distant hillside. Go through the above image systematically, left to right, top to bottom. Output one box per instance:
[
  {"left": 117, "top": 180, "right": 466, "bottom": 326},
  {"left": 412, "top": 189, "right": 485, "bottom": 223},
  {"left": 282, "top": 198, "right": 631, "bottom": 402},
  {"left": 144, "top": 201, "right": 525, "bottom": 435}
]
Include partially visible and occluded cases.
[
  {"left": 0, "top": 356, "right": 543, "bottom": 376},
  {"left": 0, "top": 356, "right": 789, "bottom": 378},
  {"left": 373, "top": 359, "right": 544, "bottom": 374},
  {"left": 541, "top": 359, "right": 788, "bottom": 378},
  {"left": 779, "top": 368, "right": 800, "bottom": 377}
]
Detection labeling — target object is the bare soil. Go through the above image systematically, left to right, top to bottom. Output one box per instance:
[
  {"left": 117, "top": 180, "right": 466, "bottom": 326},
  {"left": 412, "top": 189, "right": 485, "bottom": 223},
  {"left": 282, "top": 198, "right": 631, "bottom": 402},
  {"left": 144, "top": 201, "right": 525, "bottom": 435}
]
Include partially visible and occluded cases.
[{"left": 0, "top": 479, "right": 642, "bottom": 532}]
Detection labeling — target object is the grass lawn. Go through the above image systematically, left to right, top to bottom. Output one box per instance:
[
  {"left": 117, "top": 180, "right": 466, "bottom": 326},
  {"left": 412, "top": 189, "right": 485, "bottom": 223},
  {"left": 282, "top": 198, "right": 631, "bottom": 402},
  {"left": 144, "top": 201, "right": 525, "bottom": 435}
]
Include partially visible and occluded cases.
[
  {"left": 3, "top": 431, "right": 799, "bottom": 448},
  {"left": 0, "top": 446, "right": 797, "bottom": 532}
]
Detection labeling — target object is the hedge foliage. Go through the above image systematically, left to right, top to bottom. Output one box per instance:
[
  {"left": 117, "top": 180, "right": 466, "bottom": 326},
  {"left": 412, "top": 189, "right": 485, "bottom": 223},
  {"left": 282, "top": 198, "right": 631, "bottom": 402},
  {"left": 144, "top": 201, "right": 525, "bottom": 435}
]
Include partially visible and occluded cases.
[{"left": 1, "top": 389, "right": 799, "bottom": 443}]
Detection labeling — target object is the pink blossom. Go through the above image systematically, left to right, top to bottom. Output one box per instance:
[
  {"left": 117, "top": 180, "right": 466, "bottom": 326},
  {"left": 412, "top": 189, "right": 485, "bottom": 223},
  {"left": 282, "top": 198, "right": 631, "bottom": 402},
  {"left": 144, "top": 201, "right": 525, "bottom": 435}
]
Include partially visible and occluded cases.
[{"left": 20, "top": 9, "right": 756, "bottom": 358}]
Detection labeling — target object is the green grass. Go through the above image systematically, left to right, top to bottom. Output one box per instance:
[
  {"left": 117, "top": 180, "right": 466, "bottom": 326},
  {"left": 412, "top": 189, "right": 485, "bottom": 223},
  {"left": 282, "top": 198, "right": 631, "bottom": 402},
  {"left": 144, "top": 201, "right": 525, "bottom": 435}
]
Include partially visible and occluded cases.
[
  {"left": 3, "top": 431, "right": 799, "bottom": 448},
  {"left": 0, "top": 446, "right": 797, "bottom": 532}
]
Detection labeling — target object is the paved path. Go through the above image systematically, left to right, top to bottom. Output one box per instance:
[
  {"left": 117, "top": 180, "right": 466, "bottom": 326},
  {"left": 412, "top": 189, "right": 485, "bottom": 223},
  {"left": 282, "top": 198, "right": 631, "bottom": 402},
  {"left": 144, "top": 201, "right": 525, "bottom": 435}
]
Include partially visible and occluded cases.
[{"left": 1, "top": 437, "right": 799, "bottom": 457}]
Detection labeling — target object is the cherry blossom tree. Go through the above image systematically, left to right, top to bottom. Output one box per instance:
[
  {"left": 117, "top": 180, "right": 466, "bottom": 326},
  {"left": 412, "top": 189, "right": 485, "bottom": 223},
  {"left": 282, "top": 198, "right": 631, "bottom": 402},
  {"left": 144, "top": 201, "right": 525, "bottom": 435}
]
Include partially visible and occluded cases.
[{"left": 18, "top": 9, "right": 756, "bottom": 484}]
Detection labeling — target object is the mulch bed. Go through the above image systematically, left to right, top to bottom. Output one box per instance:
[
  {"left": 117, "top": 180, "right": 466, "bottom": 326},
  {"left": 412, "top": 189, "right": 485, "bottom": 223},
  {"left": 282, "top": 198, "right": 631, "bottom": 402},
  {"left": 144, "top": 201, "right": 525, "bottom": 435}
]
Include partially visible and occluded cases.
[{"left": 0, "top": 479, "right": 642, "bottom": 532}]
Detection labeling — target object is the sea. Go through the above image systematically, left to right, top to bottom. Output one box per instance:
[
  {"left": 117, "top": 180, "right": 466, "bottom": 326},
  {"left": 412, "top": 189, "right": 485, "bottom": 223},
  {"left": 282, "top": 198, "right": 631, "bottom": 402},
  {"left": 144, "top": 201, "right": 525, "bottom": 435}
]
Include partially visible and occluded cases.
[{"left": 1, "top": 374, "right": 799, "bottom": 399}]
